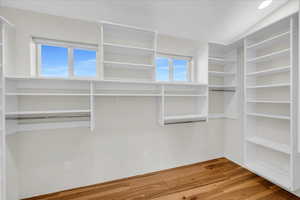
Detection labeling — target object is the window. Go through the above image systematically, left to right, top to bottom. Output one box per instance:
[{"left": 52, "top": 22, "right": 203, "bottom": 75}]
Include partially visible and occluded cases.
[
  {"left": 35, "top": 38, "right": 98, "bottom": 78},
  {"left": 155, "top": 54, "right": 191, "bottom": 82}
]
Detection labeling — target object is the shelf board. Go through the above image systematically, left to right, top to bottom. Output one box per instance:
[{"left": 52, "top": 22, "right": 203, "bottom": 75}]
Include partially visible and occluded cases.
[
  {"left": 101, "top": 20, "right": 156, "bottom": 34},
  {"left": 247, "top": 31, "right": 290, "bottom": 50},
  {"left": 103, "top": 42, "right": 155, "bottom": 54},
  {"left": 247, "top": 49, "right": 290, "bottom": 63},
  {"left": 208, "top": 57, "right": 236, "bottom": 65},
  {"left": 103, "top": 61, "right": 154, "bottom": 69},
  {"left": 246, "top": 66, "right": 290, "bottom": 77},
  {"left": 208, "top": 71, "right": 235, "bottom": 76},
  {"left": 247, "top": 83, "right": 290, "bottom": 89},
  {"left": 209, "top": 85, "right": 236, "bottom": 91},
  {"left": 6, "top": 93, "right": 90, "bottom": 96},
  {"left": 94, "top": 93, "right": 161, "bottom": 97},
  {"left": 165, "top": 94, "right": 207, "bottom": 97},
  {"left": 247, "top": 100, "right": 290, "bottom": 104},
  {"left": 6, "top": 110, "right": 91, "bottom": 116},
  {"left": 247, "top": 112, "right": 290, "bottom": 120},
  {"left": 208, "top": 113, "right": 226, "bottom": 119},
  {"left": 164, "top": 114, "right": 207, "bottom": 124},
  {"left": 246, "top": 136, "right": 290, "bottom": 154},
  {"left": 245, "top": 161, "right": 291, "bottom": 189}
]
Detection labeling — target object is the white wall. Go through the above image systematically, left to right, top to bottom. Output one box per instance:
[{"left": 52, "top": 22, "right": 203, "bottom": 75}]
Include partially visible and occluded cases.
[{"left": 1, "top": 7, "right": 224, "bottom": 199}]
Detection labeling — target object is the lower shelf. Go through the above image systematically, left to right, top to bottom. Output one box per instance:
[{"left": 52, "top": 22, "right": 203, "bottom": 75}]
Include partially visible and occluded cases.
[
  {"left": 164, "top": 114, "right": 207, "bottom": 125},
  {"left": 246, "top": 137, "right": 290, "bottom": 154},
  {"left": 245, "top": 161, "right": 291, "bottom": 190}
]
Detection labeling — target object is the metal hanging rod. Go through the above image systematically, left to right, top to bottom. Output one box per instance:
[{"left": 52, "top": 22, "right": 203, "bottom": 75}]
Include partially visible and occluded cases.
[
  {"left": 209, "top": 89, "right": 236, "bottom": 92},
  {"left": 6, "top": 114, "right": 90, "bottom": 120},
  {"left": 164, "top": 120, "right": 207, "bottom": 125}
]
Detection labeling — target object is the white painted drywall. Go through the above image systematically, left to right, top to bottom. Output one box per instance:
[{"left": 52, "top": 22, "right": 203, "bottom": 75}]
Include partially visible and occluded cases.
[{"left": 1, "top": 7, "right": 225, "bottom": 199}]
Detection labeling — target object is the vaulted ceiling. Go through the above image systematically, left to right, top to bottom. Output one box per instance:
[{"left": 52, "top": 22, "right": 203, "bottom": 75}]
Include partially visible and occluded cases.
[{"left": 1, "top": 0, "right": 291, "bottom": 43}]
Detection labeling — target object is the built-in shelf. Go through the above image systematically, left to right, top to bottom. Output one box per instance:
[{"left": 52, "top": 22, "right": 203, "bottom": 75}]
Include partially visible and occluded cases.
[
  {"left": 101, "top": 20, "right": 156, "bottom": 34},
  {"left": 247, "top": 31, "right": 290, "bottom": 50},
  {"left": 103, "top": 42, "right": 155, "bottom": 54},
  {"left": 247, "top": 49, "right": 290, "bottom": 63},
  {"left": 208, "top": 57, "right": 236, "bottom": 64},
  {"left": 103, "top": 61, "right": 154, "bottom": 69},
  {"left": 246, "top": 66, "right": 290, "bottom": 77},
  {"left": 208, "top": 71, "right": 235, "bottom": 76},
  {"left": 247, "top": 83, "right": 290, "bottom": 89},
  {"left": 209, "top": 85, "right": 236, "bottom": 91},
  {"left": 6, "top": 93, "right": 90, "bottom": 96},
  {"left": 94, "top": 93, "right": 161, "bottom": 97},
  {"left": 165, "top": 94, "right": 207, "bottom": 97},
  {"left": 247, "top": 100, "right": 290, "bottom": 104},
  {"left": 6, "top": 110, "right": 91, "bottom": 117},
  {"left": 208, "top": 113, "right": 226, "bottom": 119},
  {"left": 247, "top": 113, "right": 290, "bottom": 120},
  {"left": 164, "top": 114, "right": 206, "bottom": 124},
  {"left": 246, "top": 137, "right": 290, "bottom": 154},
  {"left": 245, "top": 161, "right": 291, "bottom": 189}
]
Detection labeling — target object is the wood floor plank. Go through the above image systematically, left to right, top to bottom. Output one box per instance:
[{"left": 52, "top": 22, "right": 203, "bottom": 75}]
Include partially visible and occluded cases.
[{"left": 23, "top": 158, "right": 300, "bottom": 200}]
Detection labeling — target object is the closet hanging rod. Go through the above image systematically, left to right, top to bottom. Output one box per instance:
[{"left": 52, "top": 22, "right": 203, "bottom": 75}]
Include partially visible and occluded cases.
[
  {"left": 209, "top": 89, "right": 236, "bottom": 92},
  {"left": 6, "top": 114, "right": 90, "bottom": 120},
  {"left": 164, "top": 120, "right": 206, "bottom": 125}
]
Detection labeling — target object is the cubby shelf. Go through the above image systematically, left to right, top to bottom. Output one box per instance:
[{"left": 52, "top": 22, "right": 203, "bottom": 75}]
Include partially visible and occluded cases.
[
  {"left": 247, "top": 31, "right": 290, "bottom": 50},
  {"left": 247, "top": 48, "right": 290, "bottom": 63},
  {"left": 246, "top": 66, "right": 290, "bottom": 77},
  {"left": 247, "top": 83, "right": 290, "bottom": 89},
  {"left": 247, "top": 112, "right": 290, "bottom": 120},
  {"left": 246, "top": 137, "right": 290, "bottom": 154},
  {"left": 245, "top": 162, "right": 291, "bottom": 189}
]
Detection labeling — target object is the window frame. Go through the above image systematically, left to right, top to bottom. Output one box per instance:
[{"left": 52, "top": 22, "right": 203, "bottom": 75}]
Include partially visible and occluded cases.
[
  {"left": 34, "top": 38, "right": 99, "bottom": 78},
  {"left": 155, "top": 53, "right": 193, "bottom": 82}
]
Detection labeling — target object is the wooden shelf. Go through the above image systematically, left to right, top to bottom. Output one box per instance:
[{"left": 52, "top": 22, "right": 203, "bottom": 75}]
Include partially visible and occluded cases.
[
  {"left": 247, "top": 31, "right": 290, "bottom": 50},
  {"left": 247, "top": 49, "right": 290, "bottom": 63},
  {"left": 103, "top": 61, "right": 154, "bottom": 69},
  {"left": 246, "top": 66, "right": 290, "bottom": 77},
  {"left": 208, "top": 71, "right": 235, "bottom": 76},
  {"left": 247, "top": 83, "right": 290, "bottom": 89},
  {"left": 247, "top": 100, "right": 290, "bottom": 104},
  {"left": 247, "top": 113, "right": 290, "bottom": 120},
  {"left": 246, "top": 136, "right": 290, "bottom": 154},
  {"left": 245, "top": 161, "right": 291, "bottom": 189}
]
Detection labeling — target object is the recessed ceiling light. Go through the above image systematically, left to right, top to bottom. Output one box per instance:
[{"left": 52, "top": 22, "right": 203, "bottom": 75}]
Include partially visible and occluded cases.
[{"left": 258, "top": 0, "right": 273, "bottom": 10}]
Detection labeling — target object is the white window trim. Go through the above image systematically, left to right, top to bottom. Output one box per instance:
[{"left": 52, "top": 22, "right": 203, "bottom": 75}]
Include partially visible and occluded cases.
[
  {"left": 34, "top": 37, "right": 99, "bottom": 78},
  {"left": 156, "top": 53, "right": 193, "bottom": 82}
]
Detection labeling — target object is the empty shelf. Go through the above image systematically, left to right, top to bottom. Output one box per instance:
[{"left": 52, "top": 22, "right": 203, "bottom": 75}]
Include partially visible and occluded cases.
[
  {"left": 247, "top": 31, "right": 290, "bottom": 50},
  {"left": 103, "top": 42, "right": 154, "bottom": 55},
  {"left": 247, "top": 49, "right": 290, "bottom": 63},
  {"left": 209, "top": 57, "right": 236, "bottom": 64},
  {"left": 103, "top": 61, "right": 154, "bottom": 69},
  {"left": 246, "top": 66, "right": 290, "bottom": 77},
  {"left": 209, "top": 71, "right": 235, "bottom": 76},
  {"left": 247, "top": 83, "right": 290, "bottom": 89},
  {"left": 209, "top": 85, "right": 236, "bottom": 91},
  {"left": 6, "top": 93, "right": 90, "bottom": 96},
  {"left": 94, "top": 93, "right": 161, "bottom": 97},
  {"left": 165, "top": 94, "right": 207, "bottom": 97},
  {"left": 247, "top": 100, "right": 290, "bottom": 104},
  {"left": 6, "top": 110, "right": 90, "bottom": 116},
  {"left": 208, "top": 113, "right": 226, "bottom": 119},
  {"left": 247, "top": 113, "right": 290, "bottom": 120},
  {"left": 164, "top": 114, "right": 206, "bottom": 124},
  {"left": 246, "top": 137, "right": 290, "bottom": 154},
  {"left": 245, "top": 161, "right": 291, "bottom": 189}
]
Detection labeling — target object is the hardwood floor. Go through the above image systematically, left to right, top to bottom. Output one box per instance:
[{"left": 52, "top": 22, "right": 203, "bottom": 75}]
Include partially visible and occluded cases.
[{"left": 24, "top": 158, "right": 300, "bottom": 200}]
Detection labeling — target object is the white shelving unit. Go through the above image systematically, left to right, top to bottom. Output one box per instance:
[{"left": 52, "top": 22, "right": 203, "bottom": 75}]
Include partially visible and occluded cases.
[
  {"left": 243, "top": 14, "right": 300, "bottom": 191},
  {"left": 0, "top": 16, "right": 14, "bottom": 200},
  {"left": 100, "top": 21, "right": 157, "bottom": 82},
  {"left": 208, "top": 43, "right": 239, "bottom": 119}
]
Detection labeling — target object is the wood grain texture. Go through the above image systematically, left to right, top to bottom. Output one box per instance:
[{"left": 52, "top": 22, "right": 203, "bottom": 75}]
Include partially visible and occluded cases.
[{"left": 23, "top": 158, "right": 300, "bottom": 200}]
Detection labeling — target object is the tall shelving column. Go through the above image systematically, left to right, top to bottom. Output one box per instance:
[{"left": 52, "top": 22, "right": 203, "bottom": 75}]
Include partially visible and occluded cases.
[
  {"left": 244, "top": 14, "right": 300, "bottom": 191},
  {"left": 100, "top": 21, "right": 157, "bottom": 82},
  {"left": 208, "top": 43, "right": 238, "bottom": 119}
]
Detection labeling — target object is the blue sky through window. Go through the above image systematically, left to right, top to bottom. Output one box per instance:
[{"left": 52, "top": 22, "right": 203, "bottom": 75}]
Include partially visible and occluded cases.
[
  {"left": 41, "top": 45, "right": 68, "bottom": 77},
  {"left": 74, "top": 49, "right": 96, "bottom": 77},
  {"left": 156, "top": 57, "right": 169, "bottom": 81},
  {"left": 173, "top": 59, "right": 188, "bottom": 81}
]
